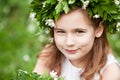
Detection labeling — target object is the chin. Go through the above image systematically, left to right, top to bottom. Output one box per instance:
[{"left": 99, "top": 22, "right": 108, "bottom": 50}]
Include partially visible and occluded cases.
[{"left": 65, "top": 55, "right": 82, "bottom": 61}]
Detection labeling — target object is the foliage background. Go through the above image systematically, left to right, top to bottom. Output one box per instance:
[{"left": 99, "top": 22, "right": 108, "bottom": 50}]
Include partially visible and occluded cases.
[{"left": 0, "top": 0, "right": 120, "bottom": 80}]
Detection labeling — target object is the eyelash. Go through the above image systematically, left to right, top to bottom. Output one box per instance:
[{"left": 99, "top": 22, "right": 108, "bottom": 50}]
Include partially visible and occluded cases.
[
  {"left": 55, "top": 30, "right": 84, "bottom": 35},
  {"left": 56, "top": 30, "right": 65, "bottom": 33},
  {"left": 76, "top": 30, "right": 84, "bottom": 34}
]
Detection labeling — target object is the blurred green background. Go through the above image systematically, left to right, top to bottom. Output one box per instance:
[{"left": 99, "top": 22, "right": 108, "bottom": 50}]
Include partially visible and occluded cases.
[{"left": 0, "top": 0, "right": 120, "bottom": 80}]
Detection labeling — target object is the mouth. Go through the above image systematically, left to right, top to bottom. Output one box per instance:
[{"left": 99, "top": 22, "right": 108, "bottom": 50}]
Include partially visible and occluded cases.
[{"left": 65, "top": 49, "right": 79, "bottom": 54}]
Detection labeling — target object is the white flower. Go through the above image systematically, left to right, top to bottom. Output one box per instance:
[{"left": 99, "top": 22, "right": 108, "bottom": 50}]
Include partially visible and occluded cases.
[
  {"left": 81, "top": 0, "right": 90, "bottom": 9},
  {"left": 114, "top": 0, "right": 120, "bottom": 5},
  {"left": 42, "top": 1, "right": 46, "bottom": 7},
  {"left": 29, "top": 13, "right": 35, "bottom": 20},
  {"left": 93, "top": 14, "right": 100, "bottom": 18},
  {"left": 45, "top": 19, "right": 56, "bottom": 28},
  {"left": 116, "top": 22, "right": 120, "bottom": 31},
  {"left": 116, "top": 22, "right": 120, "bottom": 27},
  {"left": 18, "top": 69, "right": 28, "bottom": 74},
  {"left": 50, "top": 70, "right": 58, "bottom": 80}
]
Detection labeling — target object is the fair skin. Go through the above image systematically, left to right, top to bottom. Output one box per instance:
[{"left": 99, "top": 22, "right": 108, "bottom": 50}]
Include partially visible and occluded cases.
[
  {"left": 33, "top": 9, "right": 120, "bottom": 80},
  {"left": 54, "top": 9, "right": 98, "bottom": 68}
]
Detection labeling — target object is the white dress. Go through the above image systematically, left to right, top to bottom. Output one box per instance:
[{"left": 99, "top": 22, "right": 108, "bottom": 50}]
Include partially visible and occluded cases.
[{"left": 60, "top": 54, "right": 120, "bottom": 80}]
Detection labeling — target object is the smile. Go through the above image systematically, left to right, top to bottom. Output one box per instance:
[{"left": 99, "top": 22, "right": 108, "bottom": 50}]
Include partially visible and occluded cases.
[{"left": 65, "top": 49, "right": 79, "bottom": 54}]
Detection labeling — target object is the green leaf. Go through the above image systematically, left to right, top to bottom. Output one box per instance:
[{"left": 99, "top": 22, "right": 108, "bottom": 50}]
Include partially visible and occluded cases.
[
  {"left": 46, "top": 0, "right": 56, "bottom": 4},
  {"left": 62, "top": 0, "right": 70, "bottom": 14},
  {"left": 68, "top": 0, "right": 76, "bottom": 4},
  {"left": 55, "top": 2, "right": 63, "bottom": 14},
  {"left": 103, "top": 12, "right": 107, "bottom": 21},
  {"left": 112, "top": 14, "right": 120, "bottom": 20},
  {"left": 16, "top": 69, "right": 64, "bottom": 80}
]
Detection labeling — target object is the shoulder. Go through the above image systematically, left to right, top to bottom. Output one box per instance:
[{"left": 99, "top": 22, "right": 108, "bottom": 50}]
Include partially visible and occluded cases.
[
  {"left": 33, "top": 43, "right": 56, "bottom": 75},
  {"left": 101, "top": 54, "right": 120, "bottom": 80},
  {"left": 33, "top": 57, "right": 50, "bottom": 75},
  {"left": 102, "top": 63, "right": 120, "bottom": 80}
]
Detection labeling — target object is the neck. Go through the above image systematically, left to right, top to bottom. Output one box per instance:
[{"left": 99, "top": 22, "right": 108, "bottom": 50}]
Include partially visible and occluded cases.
[
  {"left": 69, "top": 52, "right": 92, "bottom": 69},
  {"left": 69, "top": 58, "right": 85, "bottom": 68}
]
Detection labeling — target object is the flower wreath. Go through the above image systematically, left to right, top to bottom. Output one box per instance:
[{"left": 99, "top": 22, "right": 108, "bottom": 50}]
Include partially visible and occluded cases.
[{"left": 31, "top": 0, "right": 120, "bottom": 33}]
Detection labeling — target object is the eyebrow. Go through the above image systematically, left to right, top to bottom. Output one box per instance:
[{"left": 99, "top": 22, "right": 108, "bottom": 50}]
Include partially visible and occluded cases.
[
  {"left": 54, "top": 27, "right": 87, "bottom": 31},
  {"left": 54, "top": 28, "right": 63, "bottom": 30},
  {"left": 74, "top": 28, "right": 87, "bottom": 31}
]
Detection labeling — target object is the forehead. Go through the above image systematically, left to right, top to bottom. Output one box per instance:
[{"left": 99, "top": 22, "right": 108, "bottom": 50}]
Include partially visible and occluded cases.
[{"left": 55, "top": 9, "right": 93, "bottom": 29}]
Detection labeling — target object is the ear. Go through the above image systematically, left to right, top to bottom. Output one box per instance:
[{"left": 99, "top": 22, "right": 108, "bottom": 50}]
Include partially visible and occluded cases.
[{"left": 95, "top": 22, "right": 104, "bottom": 38}]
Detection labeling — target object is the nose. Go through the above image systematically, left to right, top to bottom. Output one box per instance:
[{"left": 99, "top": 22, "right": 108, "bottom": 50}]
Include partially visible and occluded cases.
[{"left": 65, "top": 34, "right": 75, "bottom": 46}]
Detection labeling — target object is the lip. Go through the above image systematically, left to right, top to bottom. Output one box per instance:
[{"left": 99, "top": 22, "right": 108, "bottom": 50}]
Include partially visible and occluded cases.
[{"left": 65, "top": 49, "right": 78, "bottom": 54}]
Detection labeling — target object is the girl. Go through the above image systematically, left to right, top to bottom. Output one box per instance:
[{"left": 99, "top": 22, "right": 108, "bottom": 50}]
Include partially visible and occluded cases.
[
  {"left": 31, "top": 0, "right": 120, "bottom": 80},
  {"left": 31, "top": 1, "right": 120, "bottom": 80}
]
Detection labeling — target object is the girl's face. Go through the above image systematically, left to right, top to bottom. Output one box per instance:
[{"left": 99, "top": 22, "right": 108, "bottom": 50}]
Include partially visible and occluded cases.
[{"left": 54, "top": 9, "right": 99, "bottom": 64}]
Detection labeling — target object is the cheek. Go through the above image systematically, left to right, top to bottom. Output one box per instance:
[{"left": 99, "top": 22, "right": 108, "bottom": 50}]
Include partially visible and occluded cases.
[
  {"left": 77, "top": 35, "right": 95, "bottom": 49},
  {"left": 54, "top": 36, "right": 64, "bottom": 47},
  {"left": 54, "top": 36, "right": 65, "bottom": 53}
]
